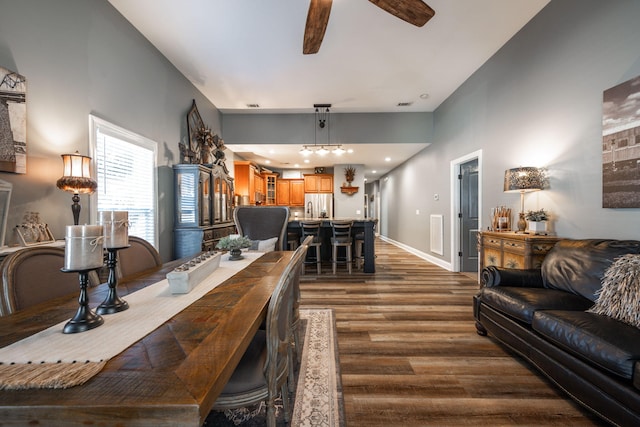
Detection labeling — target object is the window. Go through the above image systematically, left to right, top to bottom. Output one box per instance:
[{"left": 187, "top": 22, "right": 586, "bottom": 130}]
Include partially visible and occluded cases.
[{"left": 89, "top": 115, "right": 158, "bottom": 248}]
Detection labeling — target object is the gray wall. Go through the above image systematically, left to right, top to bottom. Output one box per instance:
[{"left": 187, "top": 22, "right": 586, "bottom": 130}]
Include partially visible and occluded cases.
[
  {"left": 0, "top": 0, "right": 221, "bottom": 260},
  {"left": 3, "top": 0, "right": 639, "bottom": 268},
  {"left": 382, "top": 0, "right": 640, "bottom": 266},
  {"left": 223, "top": 112, "right": 433, "bottom": 145}
]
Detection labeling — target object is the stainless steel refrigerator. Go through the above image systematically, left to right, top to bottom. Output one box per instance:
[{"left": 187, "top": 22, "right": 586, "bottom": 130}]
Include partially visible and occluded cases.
[{"left": 304, "top": 193, "right": 333, "bottom": 219}]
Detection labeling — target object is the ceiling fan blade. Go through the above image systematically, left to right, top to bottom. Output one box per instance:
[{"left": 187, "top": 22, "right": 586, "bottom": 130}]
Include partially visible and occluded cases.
[
  {"left": 303, "top": 0, "right": 333, "bottom": 55},
  {"left": 369, "top": 0, "right": 435, "bottom": 27}
]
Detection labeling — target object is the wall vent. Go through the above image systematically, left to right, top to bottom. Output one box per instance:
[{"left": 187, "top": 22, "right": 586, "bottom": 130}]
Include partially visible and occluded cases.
[{"left": 430, "top": 214, "right": 443, "bottom": 255}]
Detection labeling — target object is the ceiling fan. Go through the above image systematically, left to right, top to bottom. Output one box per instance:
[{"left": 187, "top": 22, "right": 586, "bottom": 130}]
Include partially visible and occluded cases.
[{"left": 303, "top": 0, "right": 435, "bottom": 55}]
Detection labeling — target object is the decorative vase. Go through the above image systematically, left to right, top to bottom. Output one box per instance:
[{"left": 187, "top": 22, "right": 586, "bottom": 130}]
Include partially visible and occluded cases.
[
  {"left": 527, "top": 220, "right": 546, "bottom": 234},
  {"left": 228, "top": 248, "right": 243, "bottom": 260}
]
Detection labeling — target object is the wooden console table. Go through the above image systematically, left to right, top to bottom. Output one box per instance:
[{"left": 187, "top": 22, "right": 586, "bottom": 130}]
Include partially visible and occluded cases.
[
  {"left": 478, "top": 231, "right": 561, "bottom": 271},
  {"left": 0, "top": 251, "right": 292, "bottom": 426}
]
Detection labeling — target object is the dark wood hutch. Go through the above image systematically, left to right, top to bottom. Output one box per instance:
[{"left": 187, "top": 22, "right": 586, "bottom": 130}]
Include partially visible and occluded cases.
[{"left": 174, "top": 101, "right": 235, "bottom": 258}]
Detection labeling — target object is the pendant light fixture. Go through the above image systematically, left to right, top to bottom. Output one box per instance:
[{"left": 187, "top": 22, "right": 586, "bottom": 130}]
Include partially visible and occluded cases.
[{"left": 300, "top": 104, "right": 345, "bottom": 156}]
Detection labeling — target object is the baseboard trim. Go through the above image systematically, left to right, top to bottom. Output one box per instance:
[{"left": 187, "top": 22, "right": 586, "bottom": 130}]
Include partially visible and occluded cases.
[{"left": 379, "top": 235, "right": 453, "bottom": 271}]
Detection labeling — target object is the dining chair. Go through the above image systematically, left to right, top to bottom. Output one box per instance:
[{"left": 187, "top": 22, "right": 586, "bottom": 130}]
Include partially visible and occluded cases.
[
  {"left": 234, "top": 206, "right": 290, "bottom": 251},
  {"left": 300, "top": 220, "right": 322, "bottom": 275},
  {"left": 330, "top": 220, "right": 354, "bottom": 274},
  {"left": 289, "top": 235, "right": 312, "bottom": 384},
  {"left": 116, "top": 236, "right": 162, "bottom": 280},
  {"left": 212, "top": 244, "right": 306, "bottom": 426},
  {"left": 0, "top": 246, "right": 79, "bottom": 315}
]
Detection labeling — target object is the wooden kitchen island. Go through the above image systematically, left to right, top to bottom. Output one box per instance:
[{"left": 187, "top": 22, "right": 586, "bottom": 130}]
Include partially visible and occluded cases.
[{"left": 286, "top": 218, "right": 377, "bottom": 273}]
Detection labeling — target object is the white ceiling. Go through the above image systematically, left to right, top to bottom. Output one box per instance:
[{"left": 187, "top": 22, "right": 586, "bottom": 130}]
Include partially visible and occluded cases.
[{"left": 108, "top": 0, "right": 550, "bottom": 178}]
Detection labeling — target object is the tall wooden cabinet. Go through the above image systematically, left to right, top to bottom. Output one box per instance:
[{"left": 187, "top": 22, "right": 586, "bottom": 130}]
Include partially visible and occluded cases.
[
  {"left": 233, "top": 161, "right": 264, "bottom": 205},
  {"left": 173, "top": 164, "right": 236, "bottom": 258},
  {"left": 478, "top": 231, "right": 560, "bottom": 271}
]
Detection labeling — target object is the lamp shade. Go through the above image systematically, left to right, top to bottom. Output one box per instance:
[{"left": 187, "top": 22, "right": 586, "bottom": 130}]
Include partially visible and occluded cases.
[
  {"left": 56, "top": 152, "right": 97, "bottom": 194},
  {"left": 503, "top": 167, "right": 545, "bottom": 193}
]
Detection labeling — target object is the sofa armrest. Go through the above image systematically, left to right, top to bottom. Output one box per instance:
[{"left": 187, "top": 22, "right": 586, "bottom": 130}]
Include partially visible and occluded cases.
[{"left": 480, "top": 266, "right": 543, "bottom": 288}]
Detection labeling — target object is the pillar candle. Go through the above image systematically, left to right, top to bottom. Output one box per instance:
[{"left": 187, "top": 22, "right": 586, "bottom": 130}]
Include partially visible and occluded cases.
[
  {"left": 98, "top": 211, "right": 129, "bottom": 248},
  {"left": 64, "top": 225, "right": 104, "bottom": 270}
]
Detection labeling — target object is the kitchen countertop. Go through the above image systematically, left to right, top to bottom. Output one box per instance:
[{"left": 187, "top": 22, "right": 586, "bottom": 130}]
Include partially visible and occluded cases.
[{"left": 288, "top": 217, "right": 377, "bottom": 222}]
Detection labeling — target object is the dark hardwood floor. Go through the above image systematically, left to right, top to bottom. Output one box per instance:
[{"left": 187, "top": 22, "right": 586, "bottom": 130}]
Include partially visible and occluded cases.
[{"left": 299, "top": 238, "right": 608, "bottom": 426}]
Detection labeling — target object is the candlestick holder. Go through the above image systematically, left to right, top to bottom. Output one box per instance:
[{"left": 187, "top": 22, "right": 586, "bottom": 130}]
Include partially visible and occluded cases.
[
  {"left": 96, "top": 246, "right": 130, "bottom": 315},
  {"left": 61, "top": 267, "right": 104, "bottom": 334}
]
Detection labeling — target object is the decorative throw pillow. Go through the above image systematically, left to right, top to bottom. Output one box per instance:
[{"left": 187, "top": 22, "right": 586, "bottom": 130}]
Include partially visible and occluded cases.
[
  {"left": 250, "top": 237, "right": 278, "bottom": 253},
  {"left": 588, "top": 254, "right": 640, "bottom": 328}
]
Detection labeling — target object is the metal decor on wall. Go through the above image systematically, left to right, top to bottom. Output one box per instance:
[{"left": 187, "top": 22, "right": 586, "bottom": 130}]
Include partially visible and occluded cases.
[
  {"left": 0, "top": 66, "right": 26, "bottom": 174},
  {"left": 602, "top": 74, "right": 640, "bottom": 208},
  {"left": 180, "top": 99, "right": 226, "bottom": 170}
]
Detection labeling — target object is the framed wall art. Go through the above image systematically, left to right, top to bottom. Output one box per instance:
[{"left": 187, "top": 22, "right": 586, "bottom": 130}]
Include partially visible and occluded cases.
[
  {"left": 0, "top": 66, "right": 26, "bottom": 174},
  {"left": 602, "top": 74, "right": 640, "bottom": 208}
]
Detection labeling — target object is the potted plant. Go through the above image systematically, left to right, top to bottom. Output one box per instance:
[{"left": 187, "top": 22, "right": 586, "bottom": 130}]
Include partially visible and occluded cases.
[
  {"left": 344, "top": 165, "right": 356, "bottom": 186},
  {"left": 525, "top": 209, "right": 548, "bottom": 234},
  {"left": 216, "top": 235, "right": 252, "bottom": 260}
]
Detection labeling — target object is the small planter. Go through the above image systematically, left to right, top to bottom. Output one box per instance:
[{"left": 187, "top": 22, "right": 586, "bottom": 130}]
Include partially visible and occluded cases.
[
  {"left": 528, "top": 221, "right": 547, "bottom": 234},
  {"left": 228, "top": 248, "right": 243, "bottom": 260}
]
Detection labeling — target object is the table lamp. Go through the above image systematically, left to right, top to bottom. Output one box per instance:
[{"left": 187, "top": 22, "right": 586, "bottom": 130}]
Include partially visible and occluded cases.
[
  {"left": 56, "top": 151, "right": 98, "bottom": 225},
  {"left": 503, "top": 167, "right": 545, "bottom": 233}
]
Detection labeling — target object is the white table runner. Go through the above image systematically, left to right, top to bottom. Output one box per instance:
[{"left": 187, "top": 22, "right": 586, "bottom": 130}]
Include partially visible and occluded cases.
[{"left": 0, "top": 252, "right": 263, "bottom": 389}]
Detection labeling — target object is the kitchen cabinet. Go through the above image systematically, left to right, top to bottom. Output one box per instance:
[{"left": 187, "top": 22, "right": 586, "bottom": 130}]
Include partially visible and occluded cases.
[
  {"left": 233, "top": 161, "right": 263, "bottom": 204},
  {"left": 173, "top": 164, "right": 236, "bottom": 258},
  {"left": 263, "top": 173, "right": 277, "bottom": 205},
  {"left": 304, "top": 174, "right": 333, "bottom": 193},
  {"left": 275, "top": 179, "right": 305, "bottom": 206},
  {"left": 276, "top": 179, "right": 290, "bottom": 205},
  {"left": 290, "top": 179, "right": 305, "bottom": 206},
  {"left": 478, "top": 231, "right": 560, "bottom": 271}
]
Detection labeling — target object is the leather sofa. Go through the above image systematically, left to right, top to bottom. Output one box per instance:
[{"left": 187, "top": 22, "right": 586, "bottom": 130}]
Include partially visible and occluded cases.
[{"left": 473, "top": 239, "right": 640, "bottom": 426}]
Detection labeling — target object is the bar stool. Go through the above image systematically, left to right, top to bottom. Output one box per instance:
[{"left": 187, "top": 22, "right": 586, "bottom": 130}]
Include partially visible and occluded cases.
[
  {"left": 300, "top": 220, "right": 322, "bottom": 275},
  {"left": 330, "top": 220, "right": 353, "bottom": 274},
  {"left": 287, "top": 231, "right": 299, "bottom": 250},
  {"left": 354, "top": 231, "right": 365, "bottom": 270}
]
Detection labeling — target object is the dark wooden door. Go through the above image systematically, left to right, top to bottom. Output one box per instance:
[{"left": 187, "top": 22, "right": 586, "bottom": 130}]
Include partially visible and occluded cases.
[{"left": 460, "top": 159, "right": 479, "bottom": 272}]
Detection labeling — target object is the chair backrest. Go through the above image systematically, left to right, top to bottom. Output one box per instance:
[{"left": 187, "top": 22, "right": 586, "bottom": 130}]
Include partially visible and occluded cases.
[
  {"left": 234, "top": 206, "right": 290, "bottom": 251},
  {"left": 300, "top": 220, "right": 322, "bottom": 241},
  {"left": 331, "top": 220, "right": 353, "bottom": 242},
  {"left": 117, "top": 236, "right": 162, "bottom": 279},
  {"left": 292, "top": 236, "right": 313, "bottom": 322},
  {"left": 264, "top": 246, "right": 306, "bottom": 391},
  {"left": 0, "top": 247, "right": 78, "bottom": 315}
]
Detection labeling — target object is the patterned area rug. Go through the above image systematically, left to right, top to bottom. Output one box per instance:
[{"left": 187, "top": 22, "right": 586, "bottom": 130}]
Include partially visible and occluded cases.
[{"left": 204, "top": 308, "right": 344, "bottom": 426}]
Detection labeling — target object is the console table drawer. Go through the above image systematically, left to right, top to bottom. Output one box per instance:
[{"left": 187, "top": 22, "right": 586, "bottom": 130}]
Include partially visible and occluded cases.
[{"left": 478, "top": 231, "right": 560, "bottom": 273}]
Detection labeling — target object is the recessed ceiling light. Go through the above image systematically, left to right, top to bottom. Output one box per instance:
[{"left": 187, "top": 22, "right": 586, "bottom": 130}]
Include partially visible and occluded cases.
[
  {"left": 419, "top": 93, "right": 429, "bottom": 99},
  {"left": 347, "top": 149, "right": 354, "bottom": 154},
  {"left": 384, "top": 157, "right": 391, "bottom": 162},
  {"left": 304, "top": 159, "right": 310, "bottom": 163},
  {"left": 264, "top": 160, "right": 271, "bottom": 164},
  {"left": 294, "top": 163, "right": 300, "bottom": 167},
  {"left": 372, "top": 170, "right": 377, "bottom": 174}
]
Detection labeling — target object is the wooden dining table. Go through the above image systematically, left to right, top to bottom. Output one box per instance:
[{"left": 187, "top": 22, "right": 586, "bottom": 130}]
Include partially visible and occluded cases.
[{"left": 0, "top": 250, "right": 293, "bottom": 427}]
